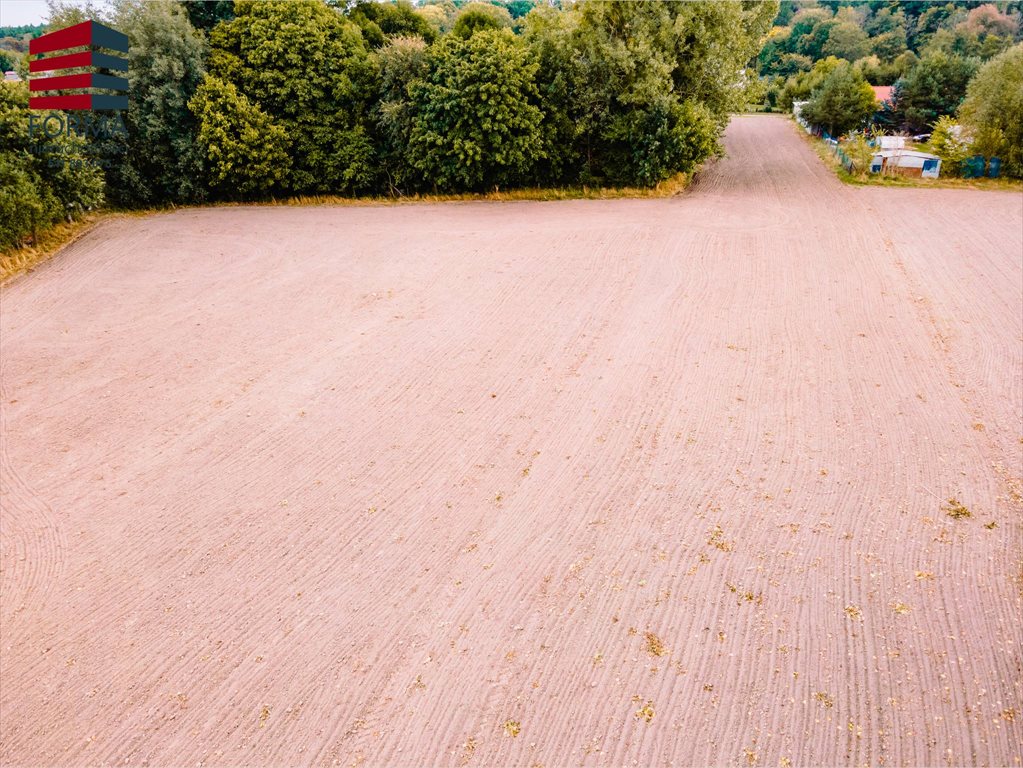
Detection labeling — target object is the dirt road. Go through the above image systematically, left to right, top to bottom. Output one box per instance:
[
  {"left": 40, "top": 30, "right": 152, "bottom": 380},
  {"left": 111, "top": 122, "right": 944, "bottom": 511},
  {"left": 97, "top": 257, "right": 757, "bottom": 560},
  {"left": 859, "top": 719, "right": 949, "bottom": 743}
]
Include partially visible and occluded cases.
[{"left": 1, "top": 115, "right": 1020, "bottom": 767}]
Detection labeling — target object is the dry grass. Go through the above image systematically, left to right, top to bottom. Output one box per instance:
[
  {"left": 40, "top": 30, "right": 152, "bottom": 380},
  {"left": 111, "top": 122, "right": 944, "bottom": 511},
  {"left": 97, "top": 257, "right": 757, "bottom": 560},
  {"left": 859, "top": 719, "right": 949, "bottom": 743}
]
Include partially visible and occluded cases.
[
  {"left": 281, "top": 174, "right": 691, "bottom": 206},
  {"left": 1, "top": 215, "right": 102, "bottom": 284},
  {"left": 942, "top": 497, "right": 973, "bottom": 520}
]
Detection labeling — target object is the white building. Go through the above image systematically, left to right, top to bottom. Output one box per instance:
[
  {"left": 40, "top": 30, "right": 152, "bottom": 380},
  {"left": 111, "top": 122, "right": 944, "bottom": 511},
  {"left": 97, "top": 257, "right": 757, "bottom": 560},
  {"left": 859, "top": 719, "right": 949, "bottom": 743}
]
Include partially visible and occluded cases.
[
  {"left": 877, "top": 135, "right": 906, "bottom": 150},
  {"left": 870, "top": 149, "right": 942, "bottom": 179}
]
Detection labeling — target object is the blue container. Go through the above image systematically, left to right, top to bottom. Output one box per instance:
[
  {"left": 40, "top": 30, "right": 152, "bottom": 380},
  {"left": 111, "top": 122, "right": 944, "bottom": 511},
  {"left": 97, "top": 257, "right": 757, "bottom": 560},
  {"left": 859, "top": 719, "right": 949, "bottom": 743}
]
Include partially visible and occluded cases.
[{"left": 963, "top": 155, "right": 985, "bottom": 178}]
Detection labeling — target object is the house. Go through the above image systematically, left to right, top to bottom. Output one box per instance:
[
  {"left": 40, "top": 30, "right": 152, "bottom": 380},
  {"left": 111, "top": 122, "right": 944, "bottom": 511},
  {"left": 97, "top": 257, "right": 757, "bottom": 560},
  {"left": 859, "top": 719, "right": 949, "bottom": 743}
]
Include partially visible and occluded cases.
[
  {"left": 3, "top": 71, "right": 21, "bottom": 82},
  {"left": 871, "top": 85, "right": 893, "bottom": 107},
  {"left": 870, "top": 149, "right": 941, "bottom": 178}
]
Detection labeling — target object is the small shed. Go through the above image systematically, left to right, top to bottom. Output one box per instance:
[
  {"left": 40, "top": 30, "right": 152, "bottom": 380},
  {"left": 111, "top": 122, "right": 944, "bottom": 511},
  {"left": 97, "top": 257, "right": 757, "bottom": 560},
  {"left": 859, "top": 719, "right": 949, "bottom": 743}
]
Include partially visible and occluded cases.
[
  {"left": 3, "top": 71, "right": 21, "bottom": 82},
  {"left": 870, "top": 149, "right": 941, "bottom": 179}
]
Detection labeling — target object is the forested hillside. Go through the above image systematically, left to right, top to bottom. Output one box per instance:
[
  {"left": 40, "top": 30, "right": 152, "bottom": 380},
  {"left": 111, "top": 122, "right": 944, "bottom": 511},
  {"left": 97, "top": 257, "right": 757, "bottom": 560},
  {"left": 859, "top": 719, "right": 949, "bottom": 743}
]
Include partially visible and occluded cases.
[{"left": 759, "top": 1, "right": 1022, "bottom": 137}]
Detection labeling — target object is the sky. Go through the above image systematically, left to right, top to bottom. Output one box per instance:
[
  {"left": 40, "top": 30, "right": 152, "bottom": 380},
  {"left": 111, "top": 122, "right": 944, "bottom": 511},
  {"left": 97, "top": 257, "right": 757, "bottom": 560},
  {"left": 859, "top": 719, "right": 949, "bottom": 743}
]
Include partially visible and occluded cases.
[{"left": 1, "top": 0, "right": 51, "bottom": 26}]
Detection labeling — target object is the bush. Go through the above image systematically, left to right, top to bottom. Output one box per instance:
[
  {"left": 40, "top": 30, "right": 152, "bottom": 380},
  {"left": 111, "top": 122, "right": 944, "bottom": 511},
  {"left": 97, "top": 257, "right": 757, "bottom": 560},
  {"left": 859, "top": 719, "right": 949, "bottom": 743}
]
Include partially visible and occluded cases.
[
  {"left": 407, "top": 29, "right": 543, "bottom": 191},
  {"left": 958, "top": 43, "right": 1023, "bottom": 178},
  {"left": 189, "top": 76, "right": 290, "bottom": 197},
  {"left": 0, "top": 82, "right": 104, "bottom": 251},
  {"left": 928, "top": 115, "right": 971, "bottom": 175},
  {"left": 0, "top": 154, "right": 46, "bottom": 251}
]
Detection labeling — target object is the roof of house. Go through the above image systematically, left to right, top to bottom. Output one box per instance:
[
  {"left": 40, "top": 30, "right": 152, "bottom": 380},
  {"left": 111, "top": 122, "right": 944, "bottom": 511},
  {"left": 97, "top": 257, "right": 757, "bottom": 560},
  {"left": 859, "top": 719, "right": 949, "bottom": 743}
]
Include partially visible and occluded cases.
[
  {"left": 871, "top": 85, "right": 893, "bottom": 104},
  {"left": 871, "top": 149, "right": 940, "bottom": 160}
]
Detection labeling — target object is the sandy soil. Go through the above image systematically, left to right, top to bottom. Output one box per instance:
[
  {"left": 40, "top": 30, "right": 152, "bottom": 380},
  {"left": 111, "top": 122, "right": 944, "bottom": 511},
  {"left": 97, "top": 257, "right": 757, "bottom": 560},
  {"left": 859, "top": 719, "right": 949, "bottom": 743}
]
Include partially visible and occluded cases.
[{"left": 1, "top": 115, "right": 1021, "bottom": 767}]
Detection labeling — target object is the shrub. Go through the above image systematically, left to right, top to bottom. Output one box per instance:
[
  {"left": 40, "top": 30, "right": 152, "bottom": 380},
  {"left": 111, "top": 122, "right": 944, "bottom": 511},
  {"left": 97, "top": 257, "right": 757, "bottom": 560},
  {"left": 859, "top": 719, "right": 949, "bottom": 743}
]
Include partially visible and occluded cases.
[
  {"left": 407, "top": 29, "right": 544, "bottom": 191},
  {"left": 958, "top": 43, "right": 1023, "bottom": 178},
  {"left": 189, "top": 76, "right": 290, "bottom": 197},
  {"left": 0, "top": 82, "right": 104, "bottom": 251},
  {"left": 928, "top": 115, "right": 971, "bottom": 175}
]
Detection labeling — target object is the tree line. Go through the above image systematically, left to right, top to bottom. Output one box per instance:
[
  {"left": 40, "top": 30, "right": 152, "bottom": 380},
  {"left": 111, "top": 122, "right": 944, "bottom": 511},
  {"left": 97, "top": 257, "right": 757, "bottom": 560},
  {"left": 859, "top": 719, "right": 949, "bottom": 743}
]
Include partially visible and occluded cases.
[
  {"left": 0, "top": 0, "right": 776, "bottom": 250},
  {"left": 757, "top": 1, "right": 1023, "bottom": 176}
]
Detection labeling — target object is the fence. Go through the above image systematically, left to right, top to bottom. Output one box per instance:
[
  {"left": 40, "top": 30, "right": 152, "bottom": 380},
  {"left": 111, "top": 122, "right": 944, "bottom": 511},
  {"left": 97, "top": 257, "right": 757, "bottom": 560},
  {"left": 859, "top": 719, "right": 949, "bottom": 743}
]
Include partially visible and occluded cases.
[
  {"left": 805, "top": 122, "right": 1004, "bottom": 179},
  {"left": 819, "top": 131, "right": 859, "bottom": 173},
  {"left": 963, "top": 155, "right": 1002, "bottom": 179}
]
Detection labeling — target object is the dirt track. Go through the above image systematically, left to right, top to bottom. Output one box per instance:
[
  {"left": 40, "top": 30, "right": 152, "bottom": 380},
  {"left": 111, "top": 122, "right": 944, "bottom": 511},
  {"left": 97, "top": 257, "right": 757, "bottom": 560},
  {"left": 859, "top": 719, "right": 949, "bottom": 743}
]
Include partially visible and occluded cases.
[{"left": 1, "top": 115, "right": 1021, "bottom": 767}]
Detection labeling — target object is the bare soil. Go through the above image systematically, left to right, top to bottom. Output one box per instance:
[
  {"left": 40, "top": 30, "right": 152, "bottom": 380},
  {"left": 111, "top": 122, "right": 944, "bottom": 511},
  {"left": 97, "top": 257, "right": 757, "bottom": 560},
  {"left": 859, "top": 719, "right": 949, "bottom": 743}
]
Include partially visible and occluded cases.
[{"left": 2, "top": 115, "right": 1021, "bottom": 767}]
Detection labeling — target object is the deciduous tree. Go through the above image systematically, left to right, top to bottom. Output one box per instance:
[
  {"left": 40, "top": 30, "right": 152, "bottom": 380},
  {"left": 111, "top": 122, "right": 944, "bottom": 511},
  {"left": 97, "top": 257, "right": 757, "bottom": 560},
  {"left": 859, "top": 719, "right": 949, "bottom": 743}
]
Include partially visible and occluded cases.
[
  {"left": 107, "top": 0, "right": 207, "bottom": 206},
  {"left": 207, "top": 0, "right": 378, "bottom": 194},
  {"left": 407, "top": 29, "right": 543, "bottom": 190},
  {"left": 959, "top": 43, "right": 1023, "bottom": 177},
  {"left": 892, "top": 52, "right": 978, "bottom": 133},
  {"left": 801, "top": 59, "right": 877, "bottom": 136},
  {"left": 189, "top": 76, "right": 289, "bottom": 196}
]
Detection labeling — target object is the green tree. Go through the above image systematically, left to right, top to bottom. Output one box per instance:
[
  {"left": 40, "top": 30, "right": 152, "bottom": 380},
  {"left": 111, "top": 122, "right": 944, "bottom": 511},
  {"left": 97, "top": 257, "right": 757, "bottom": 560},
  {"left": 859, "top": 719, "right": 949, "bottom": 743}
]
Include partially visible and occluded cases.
[
  {"left": 44, "top": 0, "right": 109, "bottom": 29},
  {"left": 106, "top": 0, "right": 207, "bottom": 206},
  {"left": 181, "top": 0, "right": 234, "bottom": 33},
  {"left": 208, "top": 0, "right": 378, "bottom": 194},
  {"left": 346, "top": 0, "right": 436, "bottom": 48},
  {"left": 560, "top": 0, "right": 753, "bottom": 185},
  {"left": 504, "top": 1, "right": 535, "bottom": 21},
  {"left": 668, "top": 1, "right": 778, "bottom": 121},
  {"left": 451, "top": 2, "right": 513, "bottom": 39},
  {"left": 523, "top": 4, "right": 580, "bottom": 183},
  {"left": 791, "top": 10, "right": 836, "bottom": 60},
  {"left": 823, "top": 21, "right": 870, "bottom": 61},
  {"left": 871, "top": 28, "right": 908, "bottom": 61},
  {"left": 407, "top": 29, "right": 543, "bottom": 190},
  {"left": 374, "top": 35, "right": 430, "bottom": 191},
  {"left": 959, "top": 43, "right": 1023, "bottom": 177},
  {"left": 0, "top": 50, "right": 13, "bottom": 71},
  {"left": 892, "top": 52, "right": 978, "bottom": 133},
  {"left": 779, "top": 55, "right": 843, "bottom": 111},
  {"left": 801, "top": 59, "right": 877, "bottom": 136},
  {"left": 189, "top": 76, "right": 289, "bottom": 197},
  {"left": 0, "top": 82, "right": 103, "bottom": 250},
  {"left": 927, "top": 115, "right": 970, "bottom": 175}
]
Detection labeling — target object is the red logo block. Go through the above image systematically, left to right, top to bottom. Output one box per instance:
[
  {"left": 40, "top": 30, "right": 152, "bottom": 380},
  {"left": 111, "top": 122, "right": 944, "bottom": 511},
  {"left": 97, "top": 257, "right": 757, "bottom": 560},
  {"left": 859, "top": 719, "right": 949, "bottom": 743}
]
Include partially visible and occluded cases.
[{"left": 29, "top": 20, "right": 128, "bottom": 110}]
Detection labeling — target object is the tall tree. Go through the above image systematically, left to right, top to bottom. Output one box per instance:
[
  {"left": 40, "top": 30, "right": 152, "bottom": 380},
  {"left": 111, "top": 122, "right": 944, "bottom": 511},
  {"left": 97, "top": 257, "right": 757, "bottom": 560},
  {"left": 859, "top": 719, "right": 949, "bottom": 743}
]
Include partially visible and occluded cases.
[
  {"left": 108, "top": 0, "right": 207, "bottom": 206},
  {"left": 181, "top": 0, "right": 234, "bottom": 33},
  {"left": 208, "top": 0, "right": 379, "bottom": 195},
  {"left": 346, "top": 0, "right": 437, "bottom": 48},
  {"left": 823, "top": 21, "right": 870, "bottom": 61},
  {"left": 407, "top": 29, "right": 543, "bottom": 190},
  {"left": 374, "top": 35, "right": 430, "bottom": 191},
  {"left": 959, "top": 43, "right": 1023, "bottom": 176},
  {"left": 892, "top": 51, "right": 979, "bottom": 133},
  {"left": 801, "top": 59, "right": 877, "bottom": 136}
]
